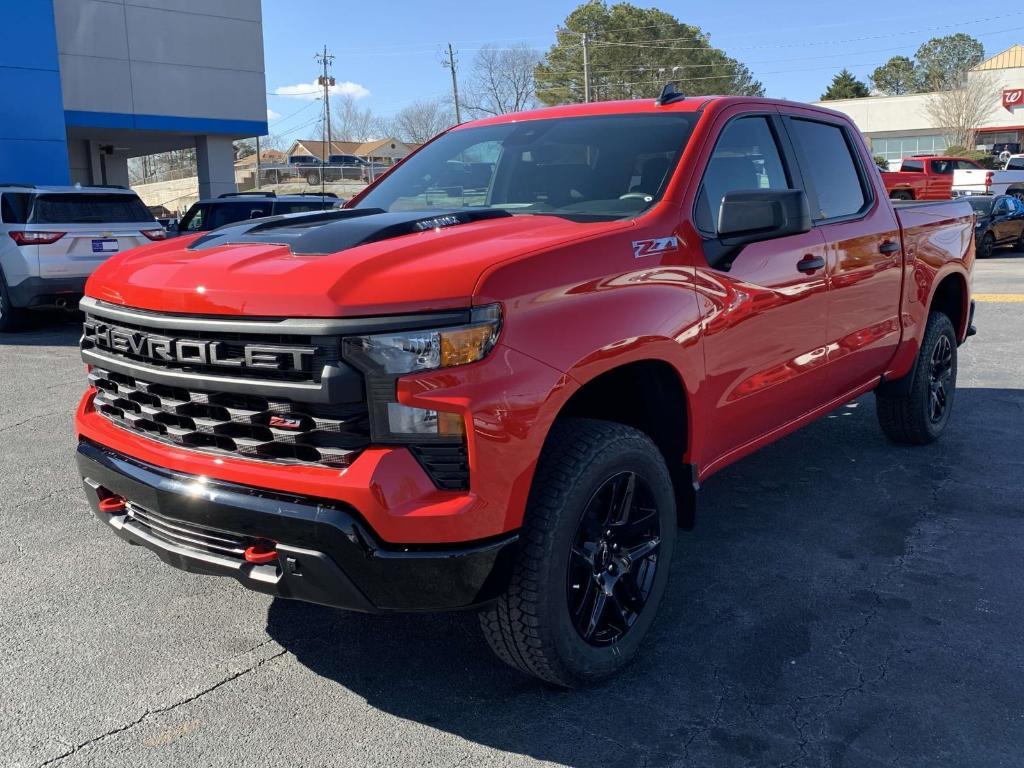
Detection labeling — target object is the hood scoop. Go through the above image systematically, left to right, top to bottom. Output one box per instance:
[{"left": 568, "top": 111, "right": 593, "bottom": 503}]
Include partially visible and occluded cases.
[{"left": 188, "top": 208, "right": 513, "bottom": 255}]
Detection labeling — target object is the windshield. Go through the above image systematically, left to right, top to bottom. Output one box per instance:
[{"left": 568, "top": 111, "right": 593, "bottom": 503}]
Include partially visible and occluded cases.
[
  {"left": 356, "top": 113, "right": 697, "bottom": 221},
  {"left": 968, "top": 198, "right": 994, "bottom": 215}
]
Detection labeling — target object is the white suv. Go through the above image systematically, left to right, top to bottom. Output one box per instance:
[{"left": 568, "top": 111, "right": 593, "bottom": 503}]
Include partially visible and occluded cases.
[{"left": 0, "top": 184, "right": 164, "bottom": 331}]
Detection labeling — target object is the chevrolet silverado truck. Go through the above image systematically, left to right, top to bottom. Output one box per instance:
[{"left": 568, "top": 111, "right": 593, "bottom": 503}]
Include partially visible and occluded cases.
[
  {"left": 75, "top": 94, "right": 975, "bottom": 687},
  {"left": 881, "top": 157, "right": 954, "bottom": 200}
]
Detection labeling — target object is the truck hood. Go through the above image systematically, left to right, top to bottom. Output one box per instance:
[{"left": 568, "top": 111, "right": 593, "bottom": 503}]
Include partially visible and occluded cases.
[{"left": 86, "top": 210, "right": 630, "bottom": 317}]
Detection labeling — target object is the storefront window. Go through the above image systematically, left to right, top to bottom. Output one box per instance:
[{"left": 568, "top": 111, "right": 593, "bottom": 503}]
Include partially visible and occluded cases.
[{"left": 871, "top": 135, "right": 949, "bottom": 165}]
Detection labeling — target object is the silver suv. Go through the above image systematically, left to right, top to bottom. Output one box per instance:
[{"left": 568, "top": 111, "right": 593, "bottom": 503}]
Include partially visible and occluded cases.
[{"left": 0, "top": 184, "right": 163, "bottom": 331}]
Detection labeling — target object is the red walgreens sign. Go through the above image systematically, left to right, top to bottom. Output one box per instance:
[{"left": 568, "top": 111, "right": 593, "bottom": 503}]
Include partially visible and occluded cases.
[{"left": 1003, "top": 89, "right": 1024, "bottom": 110}]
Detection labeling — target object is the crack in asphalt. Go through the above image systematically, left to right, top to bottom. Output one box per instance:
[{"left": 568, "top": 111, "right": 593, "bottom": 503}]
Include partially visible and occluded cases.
[
  {"left": 7, "top": 486, "right": 82, "bottom": 512},
  {"left": 35, "top": 645, "right": 287, "bottom": 766}
]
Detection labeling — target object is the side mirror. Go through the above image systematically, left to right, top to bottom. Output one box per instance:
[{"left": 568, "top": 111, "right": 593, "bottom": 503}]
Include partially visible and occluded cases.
[{"left": 717, "top": 189, "right": 812, "bottom": 246}]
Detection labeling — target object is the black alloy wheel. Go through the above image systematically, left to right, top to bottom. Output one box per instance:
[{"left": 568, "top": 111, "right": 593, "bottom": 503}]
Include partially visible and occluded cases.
[
  {"left": 928, "top": 333, "right": 954, "bottom": 425},
  {"left": 567, "top": 471, "right": 661, "bottom": 647}
]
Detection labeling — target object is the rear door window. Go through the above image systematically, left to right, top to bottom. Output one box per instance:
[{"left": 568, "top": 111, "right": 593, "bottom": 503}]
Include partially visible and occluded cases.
[
  {"left": 787, "top": 119, "right": 868, "bottom": 220},
  {"left": 900, "top": 159, "right": 924, "bottom": 173},
  {"left": 26, "top": 193, "right": 154, "bottom": 224},
  {"left": 206, "top": 202, "right": 272, "bottom": 229}
]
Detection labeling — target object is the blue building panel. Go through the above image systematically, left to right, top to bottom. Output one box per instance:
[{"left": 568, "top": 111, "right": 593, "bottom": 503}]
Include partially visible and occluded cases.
[
  {"left": 0, "top": 0, "right": 68, "bottom": 184},
  {"left": 0, "top": 0, "right": 61, "bottom": 71},
  {"left": 64, "top": 111, "right": 268, "bottom": 137}
]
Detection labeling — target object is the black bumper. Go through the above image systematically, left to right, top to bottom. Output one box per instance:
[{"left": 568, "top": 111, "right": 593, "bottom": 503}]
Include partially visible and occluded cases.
[
  {"left": 7, "top": 276, "right": 86, "bottom": 308},
  {"left": 76, "top": 440, "right": 518, "bottom": 613}
]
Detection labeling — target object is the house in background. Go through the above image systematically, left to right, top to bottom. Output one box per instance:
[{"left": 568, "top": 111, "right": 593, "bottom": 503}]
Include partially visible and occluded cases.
[
  {"left": 287, "top": 138, "right": 414, "bottom": 164},
  {"left": 234, "top": 148, "right": 288, "bottom": 168}
]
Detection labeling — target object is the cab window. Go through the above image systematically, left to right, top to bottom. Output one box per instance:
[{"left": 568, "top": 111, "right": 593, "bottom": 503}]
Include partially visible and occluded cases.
[
  {"left": 695, "top": 115, "right": 791, "bottom": 235},
  {"left": 787, "top": 118, "right": 868, "bottom": 220}
]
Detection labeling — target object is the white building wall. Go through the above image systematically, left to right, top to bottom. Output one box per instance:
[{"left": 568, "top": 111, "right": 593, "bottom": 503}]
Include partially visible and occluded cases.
[
  {"left": 53, "top": 0, "right": 266, "bottom": 125},
  {"left": 815, "top": 66, "right": 1024, "bottom": 137}
]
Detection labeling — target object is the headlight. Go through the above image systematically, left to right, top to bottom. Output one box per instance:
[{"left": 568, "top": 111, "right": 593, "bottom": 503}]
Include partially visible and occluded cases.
[
  {"left": 343, "top": 304, "right": 502, "bottom": 443},
  {"left": 345, "top": 304, "right": 501, "bottom": 375}
]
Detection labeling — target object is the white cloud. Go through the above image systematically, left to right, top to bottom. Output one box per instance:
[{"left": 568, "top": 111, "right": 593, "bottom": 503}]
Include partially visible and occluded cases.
[
  {"left": 272, "top": 79, "right": 370, "bottom": 100},
  {"left": 266, "top": 108, "right": 281, "bottom": 121}
]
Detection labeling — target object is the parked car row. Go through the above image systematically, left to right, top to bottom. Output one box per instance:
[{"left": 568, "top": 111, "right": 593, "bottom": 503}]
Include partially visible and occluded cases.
[
  {"left": 881, "top": 154, "right": 1024, "bottom": 201},
  {"left": 0, "top": 186, "right": 342, "bottom": 330}
]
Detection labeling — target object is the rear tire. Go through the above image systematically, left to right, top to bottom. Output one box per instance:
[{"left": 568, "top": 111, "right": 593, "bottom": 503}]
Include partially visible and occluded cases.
[
  {"left": 305, "top": 170, "right": 321, "bottom": 186},
  {"left": 890, "top": 190, "right": 913, "bottom": 201},
  {"left": 977, "top": 232, "right": 995, "bottom": 259},
  {"left": 0, "top": 269, "right": 26, "bottom": 333},
  {"left": 875, "top": 311, "right": 957, "bottom": 445},
  {"left": 479, "top": 418, "right": 677, "bottom": 687}
]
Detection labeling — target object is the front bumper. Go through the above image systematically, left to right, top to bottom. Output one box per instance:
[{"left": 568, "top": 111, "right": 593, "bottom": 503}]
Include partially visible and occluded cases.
[
  {"left": 7, "top": 276, "right": 86, "bottom": 308},
  {"left": 77, "top": 439, "right": 518, "bottom": 613}
]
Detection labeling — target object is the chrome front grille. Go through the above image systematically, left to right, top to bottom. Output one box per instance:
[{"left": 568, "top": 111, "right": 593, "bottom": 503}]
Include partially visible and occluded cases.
[
  {"left": 89, "top": 367, "right": 370, "bottom": 467},
  {"left": 125, "top": 502, "right": 248, "bottom": 561}
]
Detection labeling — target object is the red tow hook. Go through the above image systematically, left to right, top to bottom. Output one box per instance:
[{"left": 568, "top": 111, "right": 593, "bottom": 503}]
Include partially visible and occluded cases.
[
  {"left": 98, "top": 495, "right": 127, "bottom": 514},
  {"left": 244, "top": 543, "right": 279, "bottom": 565}
]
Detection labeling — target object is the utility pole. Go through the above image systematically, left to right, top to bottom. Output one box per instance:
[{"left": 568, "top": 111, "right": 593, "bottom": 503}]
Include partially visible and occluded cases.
[
  {"left": 582, "top": 32, "right": 591, "bottom": 103},
  {"left": 443, "top": 43, "right": 462, "bottom": 124},
  {"left": 315, "top": 45, "right": 335, "bottom": 158}
]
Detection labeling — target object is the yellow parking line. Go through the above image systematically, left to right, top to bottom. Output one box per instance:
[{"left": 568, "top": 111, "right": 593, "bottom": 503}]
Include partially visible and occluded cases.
[{"left": 974, "top": 293, "right": 1024, "bottom": 303}]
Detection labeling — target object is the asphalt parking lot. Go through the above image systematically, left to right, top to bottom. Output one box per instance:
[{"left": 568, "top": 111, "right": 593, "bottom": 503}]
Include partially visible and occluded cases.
[{"left": 2, "top": 254, "right": 1022, "bottom": 768}]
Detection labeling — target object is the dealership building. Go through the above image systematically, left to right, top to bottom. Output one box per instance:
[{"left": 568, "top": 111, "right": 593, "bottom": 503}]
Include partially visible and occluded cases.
[
  {"left": 0, "top": 0, "right": 267, "bottom": 197},
  {"left": 815, "top": 46, "right": 1024, "bottom": 167}
]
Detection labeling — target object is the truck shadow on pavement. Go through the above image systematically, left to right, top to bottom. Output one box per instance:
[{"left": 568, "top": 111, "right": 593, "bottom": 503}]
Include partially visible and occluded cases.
[{"left": 267, "top": 386, "right": 1024, "bottom": 767}]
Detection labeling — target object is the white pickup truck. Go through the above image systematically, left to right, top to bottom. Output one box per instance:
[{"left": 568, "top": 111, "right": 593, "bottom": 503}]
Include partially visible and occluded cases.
[{"left": 925, "top": 155, "right": 1024, "bottom": 199}]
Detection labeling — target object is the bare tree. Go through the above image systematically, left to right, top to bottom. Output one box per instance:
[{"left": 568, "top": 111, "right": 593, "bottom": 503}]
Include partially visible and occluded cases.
[
  {"left": 463, "top": 44, "right": 541, "bottom": 117},
  {"left": 924, "top": 72, "right": 996, "bottom": 149},
  {"left": 331, "top": 95, "right": 378, "bottom": 142},
  {"left": 387, "top": 99, "right": 456, "bottom": 144}
]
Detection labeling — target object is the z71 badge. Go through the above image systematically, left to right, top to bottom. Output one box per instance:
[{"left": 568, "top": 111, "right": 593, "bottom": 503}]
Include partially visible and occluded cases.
[{"left": 632, "top": 236, "right": 679, "bottom": 258}]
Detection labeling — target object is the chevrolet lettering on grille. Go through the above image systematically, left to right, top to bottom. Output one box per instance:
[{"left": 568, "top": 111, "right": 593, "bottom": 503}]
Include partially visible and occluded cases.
[{"left": 82, "top": 319, "right": 317, "bottom": 372}]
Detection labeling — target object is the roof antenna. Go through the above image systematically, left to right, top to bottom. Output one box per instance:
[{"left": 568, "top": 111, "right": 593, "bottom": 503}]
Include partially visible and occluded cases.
[{"left": 655, "top": 81, "right": 686, "bottom": 106}]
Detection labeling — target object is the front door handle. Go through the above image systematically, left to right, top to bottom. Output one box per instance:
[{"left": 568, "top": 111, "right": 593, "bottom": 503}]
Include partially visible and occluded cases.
[
  {"left": 879, "top": 240, "right": 900, "bottom": 254},
  {"left": 797, "top": 254, "right": 826, "bottom": 273}
]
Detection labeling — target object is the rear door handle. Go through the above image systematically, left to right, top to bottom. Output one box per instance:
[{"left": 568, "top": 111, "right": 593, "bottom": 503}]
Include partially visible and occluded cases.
[
  {"left": 878, "top": 241, "right": 900, "bottom": 254},
  {"left": 797, "top": 254, "right": 826, "bottom": 273}
]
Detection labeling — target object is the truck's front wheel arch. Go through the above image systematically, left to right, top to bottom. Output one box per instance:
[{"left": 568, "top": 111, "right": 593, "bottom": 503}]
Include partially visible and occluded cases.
[{"left": 555, "top": 360, "right": 695, "bottom": 528}]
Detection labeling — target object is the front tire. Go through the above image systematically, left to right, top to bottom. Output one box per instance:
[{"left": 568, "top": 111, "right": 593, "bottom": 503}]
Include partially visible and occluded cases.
[
  {"left": 305, "top": 170, "right": 321, "bottom": 186},
  {"left": 875, "top": 311, "right": 957, "bottom": 445},
  {"left": 479, "top": 418, "right": 677, "bottom": 687}
]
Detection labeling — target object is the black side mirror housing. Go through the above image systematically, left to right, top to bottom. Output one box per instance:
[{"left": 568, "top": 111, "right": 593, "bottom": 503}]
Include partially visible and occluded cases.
[{"left": 717, "top": 189, "right": 813, "bottom": 245}]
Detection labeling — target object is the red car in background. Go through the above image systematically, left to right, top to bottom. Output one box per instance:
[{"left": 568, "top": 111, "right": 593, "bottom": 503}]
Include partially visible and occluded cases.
[{"left": 879, "top": 155, "right": 973, "bottom": 200}]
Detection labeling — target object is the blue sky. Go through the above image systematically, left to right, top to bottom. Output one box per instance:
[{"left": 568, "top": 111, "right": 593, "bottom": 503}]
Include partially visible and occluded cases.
[{"left": 262, "top": 0, "right": 1024, "bottom": 141}]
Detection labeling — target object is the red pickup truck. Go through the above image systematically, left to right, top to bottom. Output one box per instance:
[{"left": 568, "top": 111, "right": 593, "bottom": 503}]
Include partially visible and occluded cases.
[
  {"left": 75, "top": 95, "right": 975, "bottom": 687},
  {"left": 880, "top": 155, "right": 971, "bottom": 200}
]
